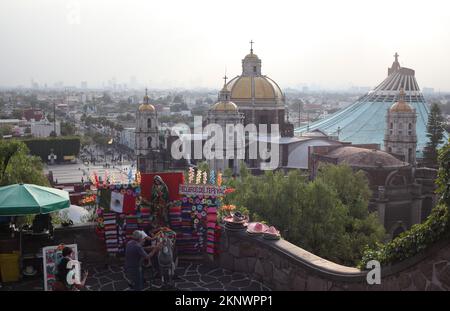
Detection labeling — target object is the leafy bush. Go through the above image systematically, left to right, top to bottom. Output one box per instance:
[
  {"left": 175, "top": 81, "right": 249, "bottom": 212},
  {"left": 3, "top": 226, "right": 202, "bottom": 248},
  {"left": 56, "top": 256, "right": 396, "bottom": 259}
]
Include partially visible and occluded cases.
[
  {"left": 359, "top": 139, "right": 450, "bottom": 268},
  {"left": 224, "top": 163, "right": 385, "bottom": 266},
  {"left": 359, "top": 203, "right": 450, "bottom": 268}
]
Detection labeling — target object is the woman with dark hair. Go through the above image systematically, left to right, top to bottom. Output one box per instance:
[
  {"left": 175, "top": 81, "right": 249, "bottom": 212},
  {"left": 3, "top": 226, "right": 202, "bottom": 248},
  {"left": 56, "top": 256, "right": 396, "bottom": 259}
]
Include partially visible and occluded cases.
[{"left": 53, "top": 247, "right": 88, "bottom": 291}]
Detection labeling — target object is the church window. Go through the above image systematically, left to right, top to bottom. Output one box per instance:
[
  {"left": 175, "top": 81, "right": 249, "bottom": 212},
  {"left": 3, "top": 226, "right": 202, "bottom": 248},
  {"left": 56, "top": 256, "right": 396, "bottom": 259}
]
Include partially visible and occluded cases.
[
  {"left": 253, "top": 66, "right": 256, "bottom": 73},
  {"left": 148, "top": 118, "right": 152, "bottom": 128},
  {"left": 390, "top": 123, "right": 393, "bottom": 129},
  {"left": 147, "top": 136, "right": 152, "bottom": 148},
  {"left": 388, "top": 147, "right": 392, "bottom": 153},
  {"left": 408, "top": 148, "right": 412, "bottom": 163}
]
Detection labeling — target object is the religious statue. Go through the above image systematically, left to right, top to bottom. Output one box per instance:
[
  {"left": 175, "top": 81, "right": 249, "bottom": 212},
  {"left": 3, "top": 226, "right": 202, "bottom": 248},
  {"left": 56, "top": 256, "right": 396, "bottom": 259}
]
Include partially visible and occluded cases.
[{"left": 151, "top": 175, "right": 169, "bottom": 226}]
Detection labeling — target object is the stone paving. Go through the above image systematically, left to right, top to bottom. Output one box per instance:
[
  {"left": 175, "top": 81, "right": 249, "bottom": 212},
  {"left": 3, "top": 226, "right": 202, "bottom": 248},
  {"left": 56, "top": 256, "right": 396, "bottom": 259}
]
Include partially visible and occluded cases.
[{"left": 0, "top": 261, "right": 271, "bottom": 291}]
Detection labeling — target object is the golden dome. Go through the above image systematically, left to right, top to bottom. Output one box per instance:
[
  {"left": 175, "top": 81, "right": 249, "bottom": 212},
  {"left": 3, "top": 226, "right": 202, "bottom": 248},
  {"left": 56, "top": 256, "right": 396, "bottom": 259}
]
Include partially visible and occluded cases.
[
  {"left": 226, "top": 76, "right": 283, "bottom": 101},
  {"left": 390, "top": 89, "right": 413, "bottom": 113},
  {"left": 210, "top": 101, "right": 238, "bottom": 112},
  {"left": 390, "top": 101, "right": 413, "bottom": 113},
  {"left": 139, "top": 103, "right": 155, "bottom": 112}
]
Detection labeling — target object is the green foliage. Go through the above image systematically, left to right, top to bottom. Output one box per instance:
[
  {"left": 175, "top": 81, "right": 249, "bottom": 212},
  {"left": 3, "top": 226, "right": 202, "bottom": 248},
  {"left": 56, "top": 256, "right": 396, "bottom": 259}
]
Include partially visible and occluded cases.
[
  {"left": 423, "top": 103, "right": 445, "bottom": 166},
  {"left": 61, "top": 121, "right": 76, "bottom": 136},
  {"left": 0, "top": 125, "right": 13, "bottom": 137},
  {"left": 85, "top": 130, "right": 110, "bottom": 147},
  {"left": 22, "top": 136, "right": 81, "bottom": 162},
  {"left": 437, "top": 138, "right": 450, "bottom": 206},
  {"left": 0, "top": 139, "right": 49, "bottom": 186},
  {"left": 359, "top": 139, "right": 450, "bottom": 268},
  {"left": 224, "top": 164, "right": 385, "bottom": 266},
  {"left": 359, "top": 204, "right": 450, "bottom": 268}
]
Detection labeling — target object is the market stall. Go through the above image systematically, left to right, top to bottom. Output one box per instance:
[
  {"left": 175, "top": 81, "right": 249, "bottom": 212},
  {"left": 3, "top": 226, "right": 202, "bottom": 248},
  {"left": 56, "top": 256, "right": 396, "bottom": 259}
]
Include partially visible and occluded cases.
[
  {"left": 89, "top": 168, "right": 228, "bottom": 260},
  {"left": 0, "top": 183, "right": 70, "bottom": 282}
]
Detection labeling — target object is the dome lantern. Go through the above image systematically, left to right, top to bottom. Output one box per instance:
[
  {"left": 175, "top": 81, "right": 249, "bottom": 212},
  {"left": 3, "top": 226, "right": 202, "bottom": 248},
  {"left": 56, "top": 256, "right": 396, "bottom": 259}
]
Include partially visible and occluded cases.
[
  {"left": 242, "top": 40, "right": 262, "bottom": 76},
  {"left": 138, "top": 88, "right": 156, "bottom": 112},
  {"left": 390, "top": 88, "right": 414, "bottom": 113}
]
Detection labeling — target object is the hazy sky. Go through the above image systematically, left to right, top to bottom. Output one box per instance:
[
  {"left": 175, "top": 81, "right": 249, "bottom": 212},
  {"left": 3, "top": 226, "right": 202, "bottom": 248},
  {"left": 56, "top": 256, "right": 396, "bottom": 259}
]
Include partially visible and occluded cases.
[{"left": 1, "top": 0, "right": 450, "bottom": 90}]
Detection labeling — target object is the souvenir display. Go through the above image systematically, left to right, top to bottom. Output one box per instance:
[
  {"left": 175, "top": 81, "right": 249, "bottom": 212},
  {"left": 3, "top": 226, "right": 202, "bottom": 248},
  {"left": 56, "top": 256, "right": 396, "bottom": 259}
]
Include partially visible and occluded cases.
[
  {"left": 91, "top": 170, "right": 230, "bottom": 257},
  {"left": 263, "top": 226, "right": 281, "bottom": 240}
]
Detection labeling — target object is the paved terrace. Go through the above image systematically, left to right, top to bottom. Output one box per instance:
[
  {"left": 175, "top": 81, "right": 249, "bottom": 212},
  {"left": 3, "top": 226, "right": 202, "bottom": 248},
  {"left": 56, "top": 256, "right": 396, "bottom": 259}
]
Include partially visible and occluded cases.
[{"left": 0, "top": 261, "right": 271, "bottom": 291}]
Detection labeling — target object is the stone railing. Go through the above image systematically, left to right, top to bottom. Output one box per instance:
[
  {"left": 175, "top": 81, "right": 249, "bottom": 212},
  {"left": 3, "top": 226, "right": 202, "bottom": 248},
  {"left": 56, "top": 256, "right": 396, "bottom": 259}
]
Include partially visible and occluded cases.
[{"left": 217, "top": 228, "right": 450, "bottom": 291}]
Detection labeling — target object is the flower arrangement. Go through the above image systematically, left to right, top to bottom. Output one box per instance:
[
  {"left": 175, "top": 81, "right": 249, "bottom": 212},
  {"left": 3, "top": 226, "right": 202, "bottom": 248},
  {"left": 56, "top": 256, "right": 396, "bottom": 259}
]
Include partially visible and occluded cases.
[
  {"left": 79, "top": 194, "right": 96, "bottom": 206},
  {"left": 221, "top": 204, "right": 236, "bottom": 213}
]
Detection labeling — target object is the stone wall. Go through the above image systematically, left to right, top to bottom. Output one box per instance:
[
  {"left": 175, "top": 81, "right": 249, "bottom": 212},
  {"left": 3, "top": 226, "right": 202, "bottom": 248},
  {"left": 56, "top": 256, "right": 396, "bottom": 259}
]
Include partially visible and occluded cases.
[{"left": 217, "top": 229, "right": 450, "bottom": 291}]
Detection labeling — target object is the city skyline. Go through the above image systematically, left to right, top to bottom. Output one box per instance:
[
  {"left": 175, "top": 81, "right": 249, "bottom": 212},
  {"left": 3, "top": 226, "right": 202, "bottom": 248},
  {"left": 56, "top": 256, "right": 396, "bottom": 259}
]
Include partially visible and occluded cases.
[{"left": 1, "top": 0, "right": 450, "bottom": 91}]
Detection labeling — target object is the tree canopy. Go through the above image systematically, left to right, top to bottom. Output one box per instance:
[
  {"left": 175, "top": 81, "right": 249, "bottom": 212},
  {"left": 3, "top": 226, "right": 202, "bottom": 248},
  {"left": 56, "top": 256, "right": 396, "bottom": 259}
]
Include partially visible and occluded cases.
[
  {"left": 423, "top": 103, "right": 445, "bottom": 167},
  {"left": 0, "top": 139, "right": 49, "bottom": 187},
  {"left": 224, "top": 164, "right": 386, "bottom": 266}
]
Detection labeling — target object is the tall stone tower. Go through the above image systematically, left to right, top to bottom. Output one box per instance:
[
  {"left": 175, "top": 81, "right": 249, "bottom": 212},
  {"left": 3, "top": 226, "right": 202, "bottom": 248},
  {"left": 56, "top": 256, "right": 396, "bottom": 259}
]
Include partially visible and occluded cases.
[
  {"left": 206, "top": 76, "right": 244, "bottom": 175},
  {"left": 384, "top": 88, "right": 417, "bottom": 165},
  {"left": 135, "top": 89, "right": 161, "bottom": 172}
]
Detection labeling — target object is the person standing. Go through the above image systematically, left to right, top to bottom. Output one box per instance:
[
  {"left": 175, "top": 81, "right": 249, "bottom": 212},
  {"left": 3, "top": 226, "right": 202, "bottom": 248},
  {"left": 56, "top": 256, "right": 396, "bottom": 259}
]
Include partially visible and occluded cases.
[
  {"left": 125, "top": 230, "right": 160, "bottom": 291},
  {"left": 54, "top": 246, "right": 88, "bottom": 291}
]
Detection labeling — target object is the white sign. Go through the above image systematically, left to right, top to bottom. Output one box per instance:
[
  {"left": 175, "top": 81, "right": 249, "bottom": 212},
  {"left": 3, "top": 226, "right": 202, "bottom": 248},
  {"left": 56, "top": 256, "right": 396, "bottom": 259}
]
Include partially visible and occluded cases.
[
  {"left": 179, "top": 184, "right": 226, "bottom": 196},
  {"left": 42, "top": 244, "right": 78, "bottom": 291}
]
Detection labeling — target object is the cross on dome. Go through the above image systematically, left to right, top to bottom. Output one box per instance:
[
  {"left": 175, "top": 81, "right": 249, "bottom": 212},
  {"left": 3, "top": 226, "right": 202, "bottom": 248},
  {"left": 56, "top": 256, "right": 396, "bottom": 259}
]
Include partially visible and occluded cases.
[
  {"left": 250, "top": 40, "right": 254, "bottom": 54},
  {"left": 394, "top": 52, "right": 399, "bottom": 62},
  {"left": 144, "top": 88, "right": 149, "bottom": 104}
]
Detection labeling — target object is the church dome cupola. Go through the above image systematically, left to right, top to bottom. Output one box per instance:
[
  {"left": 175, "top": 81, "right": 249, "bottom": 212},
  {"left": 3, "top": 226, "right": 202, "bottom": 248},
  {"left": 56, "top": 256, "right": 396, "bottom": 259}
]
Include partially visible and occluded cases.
[
  {"left": 242, "top": 40, "right": 262, "bottom": 76},
  {"left": 218, "top": 74, "right": 232, "bottom": 102},
  {"left": 211, "top": 75, "right": 238, "bottom": 112},
  {"left": 138, "top": 88, "right": 156, "bottom": 112},
  {"left": 384, "top": 88, "right": 417, "bottom": 165},
  {"left": 390, "top": 88, "right": 414, "bottom": 113}
]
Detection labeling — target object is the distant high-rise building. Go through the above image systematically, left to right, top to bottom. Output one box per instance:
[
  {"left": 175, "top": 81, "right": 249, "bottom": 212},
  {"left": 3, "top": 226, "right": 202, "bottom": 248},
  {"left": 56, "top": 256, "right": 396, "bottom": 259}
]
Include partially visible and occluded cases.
[{"left": 81, "top": 81, "right": 88, "bottom": 89}]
